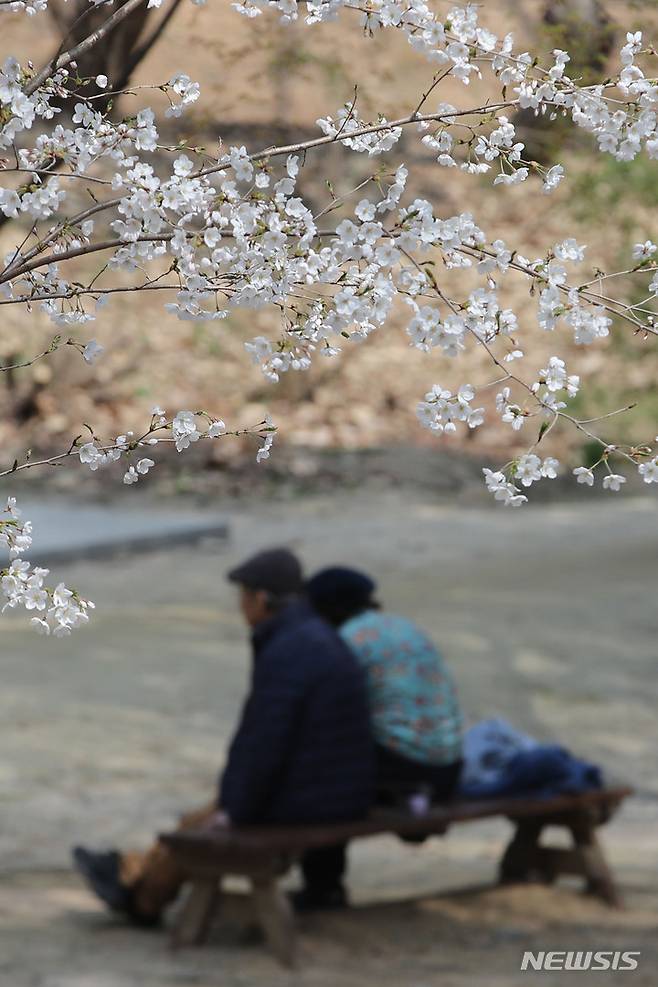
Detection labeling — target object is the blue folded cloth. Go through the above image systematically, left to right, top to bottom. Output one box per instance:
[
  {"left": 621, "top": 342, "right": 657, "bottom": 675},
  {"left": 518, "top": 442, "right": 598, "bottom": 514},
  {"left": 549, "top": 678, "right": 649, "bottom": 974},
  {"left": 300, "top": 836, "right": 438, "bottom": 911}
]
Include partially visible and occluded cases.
[{"left": 459, "top": 744, "right": 603, "bottom": 800}]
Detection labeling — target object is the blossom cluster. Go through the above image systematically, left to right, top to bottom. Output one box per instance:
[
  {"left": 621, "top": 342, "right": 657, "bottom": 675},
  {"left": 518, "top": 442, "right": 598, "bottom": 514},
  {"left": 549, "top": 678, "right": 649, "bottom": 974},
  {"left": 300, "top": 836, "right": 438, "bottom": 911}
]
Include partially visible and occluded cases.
[
  {"left": 233, "top": 5, "right": 658, "bottom": 167},
  {"left": 317, "top": 108, "right": 403, "bottom": 154},
  {"left": 417, "top": 384, "right": 484, "bottom": 434},
  {"left": 1, "top": 409, "right": 277, "bottom": 632},
  {"left": 74, "top": 409, "right": 276, "bottom": 483},
  {"left": 571, "top": 440, "right": 658, "bottom": 492},
  {"left": 482, "top": 454, "right": 559, "bottom": 507},
  {"left": 483, "top": 468, "right": 529, "bottom": 508},
  {"left": 1, "top": 498, "right": 93, "bottom": 636}
]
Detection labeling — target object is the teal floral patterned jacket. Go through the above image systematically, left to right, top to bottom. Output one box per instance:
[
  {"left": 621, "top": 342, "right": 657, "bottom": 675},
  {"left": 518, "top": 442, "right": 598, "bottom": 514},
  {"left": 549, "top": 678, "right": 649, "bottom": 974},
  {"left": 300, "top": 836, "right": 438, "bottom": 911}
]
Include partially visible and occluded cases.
[{"left": 340, "top": 610, "right": 462, "bottom": 766}]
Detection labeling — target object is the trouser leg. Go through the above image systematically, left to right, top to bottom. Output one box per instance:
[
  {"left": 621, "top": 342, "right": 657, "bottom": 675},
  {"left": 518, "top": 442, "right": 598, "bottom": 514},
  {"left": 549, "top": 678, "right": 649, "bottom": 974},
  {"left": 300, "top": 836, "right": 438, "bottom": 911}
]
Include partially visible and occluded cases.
[
  {"left": 375, "top": 744, "right": 462, "bottom": 804},
  {"left": 119, "top": 801, "right": 216, "bottom": 919},
  {"left": 301, "top": 843, "right": 347, "bottom": 895}
]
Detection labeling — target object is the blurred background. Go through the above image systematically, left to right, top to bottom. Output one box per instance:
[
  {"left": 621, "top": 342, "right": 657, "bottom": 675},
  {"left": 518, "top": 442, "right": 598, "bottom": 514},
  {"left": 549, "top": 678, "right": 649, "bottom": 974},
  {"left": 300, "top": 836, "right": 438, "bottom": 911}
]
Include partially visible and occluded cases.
[{"left": 1, "top": 2, "right": 658, "bottom": 985}]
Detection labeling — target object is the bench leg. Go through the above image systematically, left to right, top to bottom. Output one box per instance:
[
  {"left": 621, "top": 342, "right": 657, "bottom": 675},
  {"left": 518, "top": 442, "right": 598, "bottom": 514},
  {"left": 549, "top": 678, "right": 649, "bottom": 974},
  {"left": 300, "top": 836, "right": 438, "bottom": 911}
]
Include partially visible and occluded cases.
[
  {"left": 499, "top": 814, "right": 622, "bottom": 908},
  {"left": 568, "top": 816, "right": 622, "bottom": 908},
  {"left": 499, "top": 819, "right": 545, "bottom": 884},
  {"left": 252, "top": 877, "right": 297, "bottom": 968},
  {"left": 171, "top": 879, "right": 220, "bottom": 948}
]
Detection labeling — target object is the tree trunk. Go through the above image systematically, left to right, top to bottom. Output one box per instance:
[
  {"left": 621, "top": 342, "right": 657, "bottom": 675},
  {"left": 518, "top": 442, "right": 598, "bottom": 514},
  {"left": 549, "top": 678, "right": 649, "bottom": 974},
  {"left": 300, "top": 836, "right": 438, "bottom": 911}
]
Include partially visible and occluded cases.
[
  {"left": 47, "top": 0, "right": 154, "bottom": 101},
  {"left": 514, "top": 0, "right": 616, "bottom": 162},
  {"left": 543, "top": 0, "right": 615, "bottom": 79}
]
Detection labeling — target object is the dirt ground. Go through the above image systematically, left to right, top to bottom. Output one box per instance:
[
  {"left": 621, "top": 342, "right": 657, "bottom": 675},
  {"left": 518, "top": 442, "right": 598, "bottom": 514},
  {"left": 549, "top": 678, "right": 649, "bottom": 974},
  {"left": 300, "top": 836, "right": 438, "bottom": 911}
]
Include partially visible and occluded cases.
[{"left": 1, "top": 488, "right": 657, "bottom": 986}]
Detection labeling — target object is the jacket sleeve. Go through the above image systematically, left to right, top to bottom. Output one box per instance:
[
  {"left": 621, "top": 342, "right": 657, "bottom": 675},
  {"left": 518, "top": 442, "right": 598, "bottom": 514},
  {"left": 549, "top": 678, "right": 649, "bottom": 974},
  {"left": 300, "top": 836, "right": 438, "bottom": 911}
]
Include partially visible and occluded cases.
[{"left": 219, "top": 647, "right": 305, "bottom": 824}]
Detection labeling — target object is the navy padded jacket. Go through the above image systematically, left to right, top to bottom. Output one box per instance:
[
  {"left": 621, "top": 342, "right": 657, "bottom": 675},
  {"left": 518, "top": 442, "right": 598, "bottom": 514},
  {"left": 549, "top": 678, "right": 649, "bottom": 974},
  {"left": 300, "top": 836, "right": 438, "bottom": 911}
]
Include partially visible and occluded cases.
[{"left": 219, "top": 602, "right": 374, "bottom": 825}]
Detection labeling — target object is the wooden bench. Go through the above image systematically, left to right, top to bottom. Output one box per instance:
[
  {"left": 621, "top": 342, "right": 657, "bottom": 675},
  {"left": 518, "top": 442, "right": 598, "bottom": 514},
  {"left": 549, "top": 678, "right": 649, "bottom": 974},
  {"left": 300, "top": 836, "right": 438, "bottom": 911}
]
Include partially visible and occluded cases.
[{"left": 160, "top": 785, "right": 631, "bottom": 967}]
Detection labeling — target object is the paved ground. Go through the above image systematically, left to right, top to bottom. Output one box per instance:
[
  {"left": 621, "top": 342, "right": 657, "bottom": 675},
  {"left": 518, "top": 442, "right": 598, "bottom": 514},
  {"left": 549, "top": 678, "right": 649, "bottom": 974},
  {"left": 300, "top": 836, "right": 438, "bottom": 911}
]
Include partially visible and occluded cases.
[{"left": 1, "top": 490, "right": 657, "bottom": 986}]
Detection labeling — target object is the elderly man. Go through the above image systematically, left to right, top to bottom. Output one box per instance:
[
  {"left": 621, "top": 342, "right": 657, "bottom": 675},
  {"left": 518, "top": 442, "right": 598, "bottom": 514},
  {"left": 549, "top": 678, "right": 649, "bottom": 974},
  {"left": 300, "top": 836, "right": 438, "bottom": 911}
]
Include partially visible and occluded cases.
[{"left": 73, "top": 548, "right": 373, "bottom": 921}]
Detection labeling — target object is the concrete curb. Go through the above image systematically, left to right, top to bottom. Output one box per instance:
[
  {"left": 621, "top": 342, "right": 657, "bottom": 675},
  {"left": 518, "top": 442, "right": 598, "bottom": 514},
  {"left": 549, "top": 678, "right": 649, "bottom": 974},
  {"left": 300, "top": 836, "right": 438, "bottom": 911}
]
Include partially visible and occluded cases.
[
  {"left": 2, "top": 500, "right": 229, "bottom": 566},
  {"left": 31, "top": 522, "right": 230, "bottom": 565}
]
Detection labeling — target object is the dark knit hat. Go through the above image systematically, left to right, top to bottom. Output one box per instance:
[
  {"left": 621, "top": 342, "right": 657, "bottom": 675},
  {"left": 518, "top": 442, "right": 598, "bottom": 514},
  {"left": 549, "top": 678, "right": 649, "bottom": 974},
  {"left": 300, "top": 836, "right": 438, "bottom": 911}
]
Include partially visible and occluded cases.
[
  {"left": 227, "top": 548, "right": 304, "bottom": 595},
  {"left": 306, "top": 566, "right": 377, "bottom": 610}
]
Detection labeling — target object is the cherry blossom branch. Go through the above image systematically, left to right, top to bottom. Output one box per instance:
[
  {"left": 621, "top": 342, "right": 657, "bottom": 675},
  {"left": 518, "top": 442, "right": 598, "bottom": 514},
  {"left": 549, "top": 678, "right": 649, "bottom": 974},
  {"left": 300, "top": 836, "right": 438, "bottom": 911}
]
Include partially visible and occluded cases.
[
  {"left": 123, "top": 0, "right": 184, "bottom": 78},
  {"left": 0, "top": 105, "right": 518, "bottom": 283},
  {"left": 398, "top": 240, "right": 655, "bottom": 494},
  {"left": 457, "top": 244, "right": 658, "bottom": 338},
  {"left": 0, "top": 334, "right": 74, "bottom": 371},
  {"left": 0, "top": 410, "right": 276, "bottom": 478}
]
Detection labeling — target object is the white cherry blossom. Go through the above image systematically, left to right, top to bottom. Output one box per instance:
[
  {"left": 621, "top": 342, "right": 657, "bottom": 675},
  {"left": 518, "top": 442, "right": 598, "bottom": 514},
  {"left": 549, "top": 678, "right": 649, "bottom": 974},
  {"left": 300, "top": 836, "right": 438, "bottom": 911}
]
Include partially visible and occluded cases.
[
  {"left": 82, "top": 340, "right": 104, "bottom": 364},
  {"left": 172, "top": 411, "right": 200, "bottom": 452},
  {"left": 638, "top": 458, "right": 658, "bottom": 484},
  {"left": 573, "top": 466, "right": 595, "bottom": 486},
  {"left": 603, "top": 473, "right": 626, "bottom": 492}
]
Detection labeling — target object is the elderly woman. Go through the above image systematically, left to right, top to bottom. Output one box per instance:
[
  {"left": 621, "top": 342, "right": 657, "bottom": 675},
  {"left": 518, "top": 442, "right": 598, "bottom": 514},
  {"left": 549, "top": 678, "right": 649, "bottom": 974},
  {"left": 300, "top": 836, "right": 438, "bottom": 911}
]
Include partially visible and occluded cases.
[
  {"left": 296, "top": 566, "right": 463, "bottom": 911},
  {"left": 306, "top": 566, "right": 463, "bottom": 805}
]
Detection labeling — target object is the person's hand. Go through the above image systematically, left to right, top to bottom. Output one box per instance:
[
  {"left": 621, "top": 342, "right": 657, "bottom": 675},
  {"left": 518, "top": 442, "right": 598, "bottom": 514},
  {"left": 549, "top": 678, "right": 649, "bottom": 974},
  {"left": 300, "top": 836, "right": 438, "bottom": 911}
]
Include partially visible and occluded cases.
[{"left": 205, "top": 810, "right": 230, "bottom": 830}]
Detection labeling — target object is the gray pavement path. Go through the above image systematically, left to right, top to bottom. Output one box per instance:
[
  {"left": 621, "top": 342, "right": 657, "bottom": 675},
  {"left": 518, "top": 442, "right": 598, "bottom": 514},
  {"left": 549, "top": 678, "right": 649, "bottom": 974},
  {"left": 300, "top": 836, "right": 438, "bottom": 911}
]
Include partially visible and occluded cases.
[{"left": 1, "top": 490, "right": 657, "bottom": 986}]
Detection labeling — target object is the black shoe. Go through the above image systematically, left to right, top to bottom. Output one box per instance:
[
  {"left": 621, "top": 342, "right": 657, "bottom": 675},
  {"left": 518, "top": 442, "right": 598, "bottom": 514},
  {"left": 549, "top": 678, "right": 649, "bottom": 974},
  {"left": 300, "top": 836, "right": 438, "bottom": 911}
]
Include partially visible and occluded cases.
[
  {"left": 72, "top": 846, "right": 133, "bottom": 914},
  {"left": 289, "top": 886, "right": 348, "bottom": 914},
  {"left": 124, "top": 905, "right": 162, "bottom": 929}
]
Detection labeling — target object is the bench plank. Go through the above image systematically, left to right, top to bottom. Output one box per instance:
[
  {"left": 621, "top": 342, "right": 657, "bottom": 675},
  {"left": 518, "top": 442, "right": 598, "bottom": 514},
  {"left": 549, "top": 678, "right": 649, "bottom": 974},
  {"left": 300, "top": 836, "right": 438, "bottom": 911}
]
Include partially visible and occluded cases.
[{"left": 161, "top": 786, "right": 631, "bottom": 856}]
